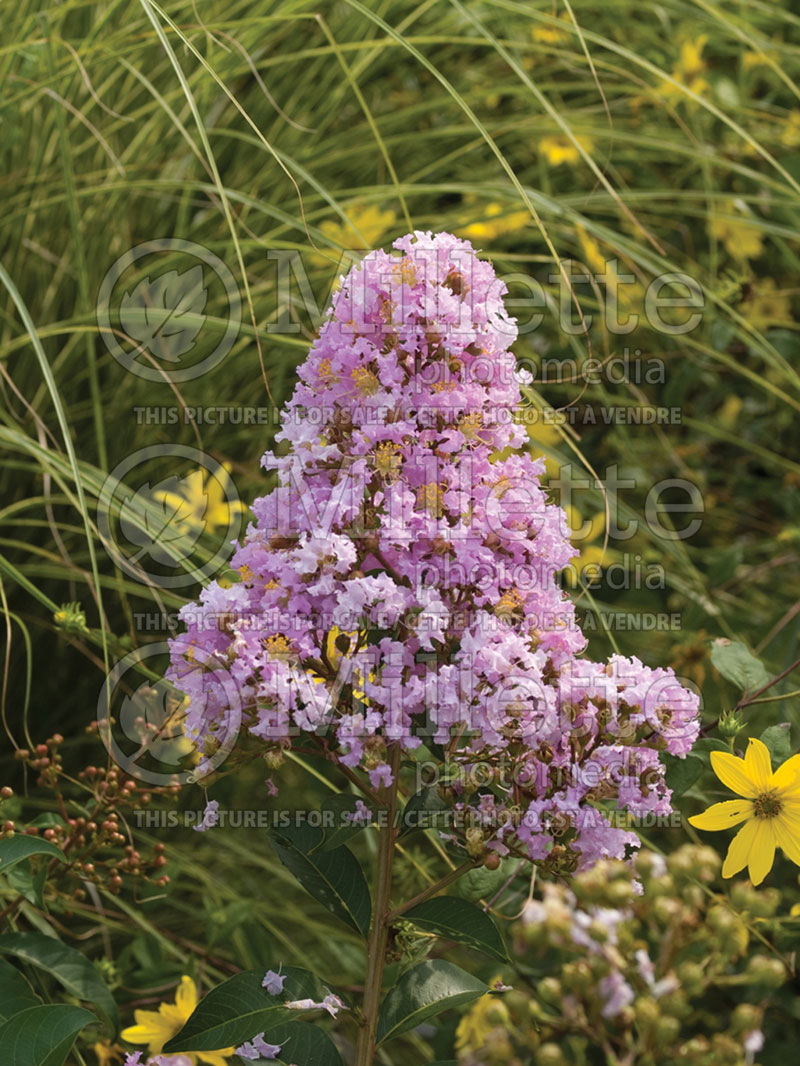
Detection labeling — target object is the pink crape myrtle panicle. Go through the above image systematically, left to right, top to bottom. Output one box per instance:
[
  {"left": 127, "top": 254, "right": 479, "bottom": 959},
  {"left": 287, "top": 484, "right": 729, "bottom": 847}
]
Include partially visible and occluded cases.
[{"left": 167, "top": 230, "right": 700, "bottom": 874}]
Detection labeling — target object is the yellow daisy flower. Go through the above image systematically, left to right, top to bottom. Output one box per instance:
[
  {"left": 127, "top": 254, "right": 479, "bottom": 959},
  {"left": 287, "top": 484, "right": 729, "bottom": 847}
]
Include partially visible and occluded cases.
[
  {"left": 153, "top": 463, "right": 247, "bottom": 537},
  {"left": 688, "top": 738, "right": 800, "bottom": 886},
  {"left": 121, "top": 975, "right": 233, "bottom": 1065}
]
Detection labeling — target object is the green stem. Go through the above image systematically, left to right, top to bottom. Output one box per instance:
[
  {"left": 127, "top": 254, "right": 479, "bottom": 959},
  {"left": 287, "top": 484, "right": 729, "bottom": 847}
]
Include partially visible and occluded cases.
[{"left": 354, "top": 744, "right": 401, "bottom": 1066}]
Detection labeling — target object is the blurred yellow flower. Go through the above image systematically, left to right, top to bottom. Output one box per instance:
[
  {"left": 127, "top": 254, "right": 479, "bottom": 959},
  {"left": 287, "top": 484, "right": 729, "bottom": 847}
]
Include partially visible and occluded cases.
[
  {"left": 532, "top": 21, "right": 568, "bottom": 46},
  {"left": 658, "top": 36, "right": 709, "bottom": 105},
  {"left": 782, "top": 111, "right": 800, "bottom": 148},
  {"left": 539, "top": 134, "right": 593, "bottom": 166},
  {"left": 460, "top": 201, "right": 529, "bottom": 241},
  {"left": 709, "top": 203, "right": 764, "bottom": 260},
  {"left": 314, "top": 204, "right": 397, "bottom": 266},
  {"left": 575, "top": 225, "right": 641, "bottom": 311},
  {"left": 741, "top": 278, "right": 792, "bottom": 329},
  {"left": 717, "top": 394, "right": 743, "bottom": 431},
  {"left": 527, "top": 416, "right": 563, "bottom": 479},
  {"left": 153, "top": 463, "right": 247, "bottom": 537},
  {"left": 563, "top": 505, "right": 613, "bottom": 588},
  {"left": 689, "top": 737, "right": 800, "bottom": 885},
  {"left": 122, "top": 976, "right": 233, "bottom": 1065},
  {"left": 455, "top": 978, "right": 511, "bottom": 1057},
  {"left": 92, "top": 1041, "right": 125, "bottom": 1066}
]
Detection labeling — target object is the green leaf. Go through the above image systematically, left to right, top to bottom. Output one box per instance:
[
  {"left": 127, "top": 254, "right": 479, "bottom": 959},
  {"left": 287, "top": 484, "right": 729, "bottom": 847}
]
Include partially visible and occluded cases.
[
  {"left": 710, "top": 639, "right": 769, "bottom": 693},
  {"left": 760, "top": 724, "right": 792, "bottom": 768},
  {"left": 692, "top": 737, "right": 730, "bottom": 755},
  {"left": 661, "top": 753, "right": 705, "bottom": 796},
  {"left": 399, "top": 786, "right": 449, "bottom": 836},
  {"left": 272, "top": 821, "right": 325, "bottom": 854},
  {"left": 271, "top": 833, "right": 371, "bottom": 937},
  {"left": 0, "top": 834, "right": 65, "bottom": 876},
  {"left": 453, "top": 857, "right": 518, "bottom": 903},
  {"left": 5, "top": 860, "right": 49, "bottom": 909},
  {"left": 403, "top": 896, "right": 508, "bottom": 961},
  {"left": 0, "top": 933, "right": 117, "bottom": 1035},
  {"left": 0, "top": 959, "right": 42, "bottom": 1021},
  {"left": 376, "top": 960, "right": 489, "bottom": 1045},
  {"left": 165, "top": 966, "right": 340, "bottom": 1053},
  {"left": 0, "top": 1004, "right": 96, "bottom": 1066},
  {"left": 252, "top": 1020, "right": 344, "bottom": 1066}
]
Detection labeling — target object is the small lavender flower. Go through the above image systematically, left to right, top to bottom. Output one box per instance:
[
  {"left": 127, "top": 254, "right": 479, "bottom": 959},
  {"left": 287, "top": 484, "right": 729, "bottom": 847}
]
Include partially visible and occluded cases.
[
  {"left": 193, "top": 798, "right": 219, "bottom": 833},
  {"left": 262, "top": 967, "right": 285, "bottom": 996},
  {"left": 235, "top": 1033, "right": 282, "bottom": 1060}
]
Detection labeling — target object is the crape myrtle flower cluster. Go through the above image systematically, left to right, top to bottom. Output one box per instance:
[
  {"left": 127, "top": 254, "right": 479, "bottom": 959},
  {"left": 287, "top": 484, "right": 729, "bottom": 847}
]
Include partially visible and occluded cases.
[{"left": 167, "top": 231, "right": 699, "bottom": 872}]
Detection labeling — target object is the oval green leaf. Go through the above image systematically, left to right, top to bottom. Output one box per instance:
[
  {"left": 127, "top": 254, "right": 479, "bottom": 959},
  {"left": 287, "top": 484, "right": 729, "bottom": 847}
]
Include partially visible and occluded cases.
[
  {"left": 710, "top": 639, "right": 769, "bottom": 693},
  {"left": 271, "top": 833, "right": 371, "bottom": 937},
  {"left": 0, "top": 834, "right": 65, "bottom": 876},
  {"left": 403, "top": 896, "right": 508, "bottom": 961},
  {"left": 0, "top": 932, "right": 117, "bottom": 1035},
  {"left": 0, "top": 959, "right": 42, "bottom": 1022},
  {"left": 376, "top": 960, "right": 489, "bottom": 1045},
  {"left": 164, "top": 966, "right": 339, "bottom": 1053},
  {"left": 0, "top": 1004, "right": 96, "bottom": 1066},
  {"left": 256, "top": 1020, "right": 344, "bottom": 1066}
]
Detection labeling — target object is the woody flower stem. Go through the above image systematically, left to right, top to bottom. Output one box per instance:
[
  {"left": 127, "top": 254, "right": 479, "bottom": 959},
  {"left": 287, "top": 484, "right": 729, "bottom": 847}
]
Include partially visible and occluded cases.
[{"left": 355, "top": 743, "right": 401, "bottom": 1066}]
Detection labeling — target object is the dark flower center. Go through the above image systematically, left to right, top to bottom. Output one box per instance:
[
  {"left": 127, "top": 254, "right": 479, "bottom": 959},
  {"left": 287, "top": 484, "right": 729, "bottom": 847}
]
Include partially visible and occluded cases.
[{"left": 754, "top": 791, "right": 783, "bottom": 819}]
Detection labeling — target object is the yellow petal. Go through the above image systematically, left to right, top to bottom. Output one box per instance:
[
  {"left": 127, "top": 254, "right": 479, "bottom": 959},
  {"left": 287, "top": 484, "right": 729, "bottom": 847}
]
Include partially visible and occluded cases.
[
  {"left": 203, "top": 465, "right": 229, "bottom": 512},
  {"left": 184, "top": 469, "right": 207, "bottom": 506},
  {"left": 152, "top": 491, "right": 197, "bottom": 525},
  {"left": 744, "top": 738, "right": 773, "bottom": 791},
  {"left": 710, "top": 750, "right": 758, "bottom": 798},
  {"left": 772, "top": 753, "right": 800, "bottom": 795},
  {"left": 688, "top": 800, "right": 753, "bottom": 831},
  {"left": 722, "top": 817, "right": 759, "bottom": 878},
  {"left": 773, "top": 817, "right": 800, "bottom": 868},
  {"left": 747, "top": 819, "right": 776, "bottom": 886},
  {"left": 175, "top": 975, "right": 198, "bottom": 1019},
  {"left": 121, "top": 1009, "right": 173, "bottom": 1052},
  {"left": 197, "top": 1051, "right": 235, "bottom": 1066}
]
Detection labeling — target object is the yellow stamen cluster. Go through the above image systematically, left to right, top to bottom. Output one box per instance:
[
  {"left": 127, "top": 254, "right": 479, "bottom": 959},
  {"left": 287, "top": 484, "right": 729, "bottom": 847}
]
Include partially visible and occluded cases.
[
  {"left": 393, "top": 256, "right": 417, "bottom": 286},
  {"left": 318, "top": 357, "right": 339, "bottom": 384},
  {"left": 351, "top": 365, "right": 380, "bottom": 396},
  {"left": 459, "top": 411, "right": 484, "bottom": 441},
  {"left": 372, "top": 441, "right": 402, "bottom": 480},
  {"left": 493, "top": 476, "right": 512, "bottom": 499},
  {"left": 417, "top": 482, "right": 444, "bottom": 517},
  {"left": 495, "top": 588, "right": 524, "bottom": 620},
  {"left": 263, "top": 634, "right": 294, "bottom": 662},
  {"left": 754, "top": 791, "right": 783, "bottom": 820}
]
